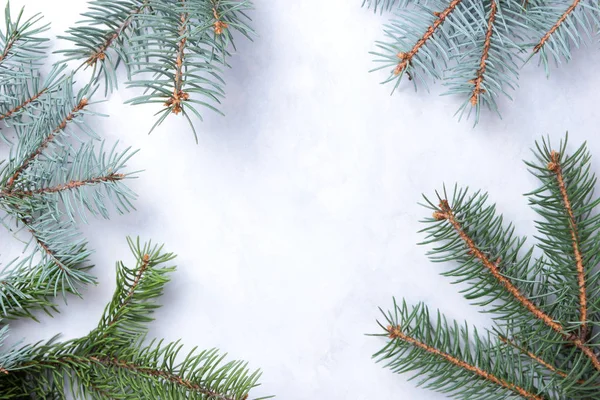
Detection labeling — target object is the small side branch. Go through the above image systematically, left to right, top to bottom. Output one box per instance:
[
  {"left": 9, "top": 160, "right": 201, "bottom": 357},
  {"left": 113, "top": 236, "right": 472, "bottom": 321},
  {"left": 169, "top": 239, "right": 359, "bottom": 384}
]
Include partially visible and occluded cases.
[
  {"left": 394, "top": 0, "right": 463, "bottom": 75},
  {"left": 469, "top": 0, "right": 497, "bottom": 106},
  {"left": 533, "top": 0, "right": 580, "bottom": 53},
  {"left": 86, "top": 4, "right": 145, "bottom": 65},
  {"left": 0, "top": 88, "right": 48, "bottom": 121},
  {"left": 6, "top": 98, "right": 88, "bottom": 191},
  {"left": 547, "top": 150, "right": 588, "bottom": 337},
  {"left": 7, "top": 173, "right": 125, "bottom": 198},
  {"left": 434, "top": 200, "right": 563, "bottom": 333},
  {"left": 28, "top": 226, "right": 70, "bottom": 275},
  {"left": 107, "top": 253, "right": 150, "bottom": 328},
  {"left": 126, "top": 254, "right": 150, "bottom": 299},
  {"left": 386, "top": 326, "right": 545, "bottom": 400}
]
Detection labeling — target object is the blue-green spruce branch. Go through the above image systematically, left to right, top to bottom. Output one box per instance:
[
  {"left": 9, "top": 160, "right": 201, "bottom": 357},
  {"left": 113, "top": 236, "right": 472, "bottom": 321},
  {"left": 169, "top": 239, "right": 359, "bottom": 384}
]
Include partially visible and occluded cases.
[
  {"left": 59, "top": 0, "right": 254, "bottom": 141},
  {"left": 363, "top": 0, "right": 598, "bottom": 123},
  {"left": 0, "top": 2, "right": 136, "bottom": 320},
  {"left": 0, "top": 5, "right": 267, "bottom": 398},
  {"left": 374, "top": 136, "right": 600, "bottom": 399}
]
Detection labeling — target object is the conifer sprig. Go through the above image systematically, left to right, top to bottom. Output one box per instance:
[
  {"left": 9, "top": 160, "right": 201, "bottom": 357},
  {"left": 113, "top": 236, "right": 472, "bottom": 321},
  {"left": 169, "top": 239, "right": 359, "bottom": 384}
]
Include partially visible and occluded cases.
[
  {"left": 58, "top": 0, "right": 254, "bottom": 141},
  {"left": 363, "top": 0, "right": 600, "bottom": 124},
  {"left": 0, "top": 4, "right": 137, "bottom": 320},
  {"left": 374, "top": 135, "right": 600, "bottom": 399},
  {"left": 0, "top": 238, "right": 268, "bottom": 400}
]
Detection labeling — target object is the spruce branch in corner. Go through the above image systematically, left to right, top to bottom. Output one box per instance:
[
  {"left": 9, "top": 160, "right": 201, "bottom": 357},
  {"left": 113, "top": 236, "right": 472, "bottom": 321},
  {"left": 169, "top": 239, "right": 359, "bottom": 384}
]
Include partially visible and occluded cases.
[
  {"left": 58, "top": 0, "right": 254, "bottom": 141},
  {"left": 363, "top": 0, "right": 600, "bottom": 124},
  {"left": 0, "top": 3, "right": 136, "bottom": 320},
  {"left": 373, "top": 135, "right": 600, "bottom": 399},
  {"left": 0, "top": 238, "right": 269, "bottom": 399}
]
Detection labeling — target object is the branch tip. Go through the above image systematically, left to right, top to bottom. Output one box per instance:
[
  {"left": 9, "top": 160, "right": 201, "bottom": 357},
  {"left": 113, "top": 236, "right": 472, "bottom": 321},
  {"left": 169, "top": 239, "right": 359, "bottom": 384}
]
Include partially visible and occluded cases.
[{"left": 212, "top": 7, "right": 229, "bottom": 35}]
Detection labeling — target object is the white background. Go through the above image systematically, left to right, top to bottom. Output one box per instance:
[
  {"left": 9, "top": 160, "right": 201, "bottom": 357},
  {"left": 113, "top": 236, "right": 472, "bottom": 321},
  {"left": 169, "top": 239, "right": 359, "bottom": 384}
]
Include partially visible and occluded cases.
[{"left": 5, "top": 1, "right": 600, "bottom": 399}]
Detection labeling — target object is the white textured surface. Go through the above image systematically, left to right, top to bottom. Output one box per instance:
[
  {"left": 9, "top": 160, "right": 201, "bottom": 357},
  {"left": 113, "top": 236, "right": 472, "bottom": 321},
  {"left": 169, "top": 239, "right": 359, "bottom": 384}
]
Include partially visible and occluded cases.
[{"left": 7, "top": 1, "right": 600, "bottom": 399}]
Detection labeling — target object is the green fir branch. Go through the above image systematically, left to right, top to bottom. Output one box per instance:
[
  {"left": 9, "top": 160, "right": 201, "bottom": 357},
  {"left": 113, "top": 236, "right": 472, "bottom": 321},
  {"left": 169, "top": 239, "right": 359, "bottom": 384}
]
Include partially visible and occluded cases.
[{"left": 374, "top": 134, "right": 600, "bottom": 399}]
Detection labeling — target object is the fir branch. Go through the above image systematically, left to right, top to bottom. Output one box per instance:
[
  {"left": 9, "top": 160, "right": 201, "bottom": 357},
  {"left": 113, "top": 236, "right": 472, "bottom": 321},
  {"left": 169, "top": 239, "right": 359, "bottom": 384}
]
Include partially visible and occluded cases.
[
  {"left": 374, "top": 135, "right": 600, "bottom": 399},
  {"left": 434, "top": 196, "right": 600, "bottom": 371},
  {"left": 433, "top": 199, "right": 564, "bottom": 333},
  {"left": 386, "top": 325, "right": 545, "bottom": 400}
]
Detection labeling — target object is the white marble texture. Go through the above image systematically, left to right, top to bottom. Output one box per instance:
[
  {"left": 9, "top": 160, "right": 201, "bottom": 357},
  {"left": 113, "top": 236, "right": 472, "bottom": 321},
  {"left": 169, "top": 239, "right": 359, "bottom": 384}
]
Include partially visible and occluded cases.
[{"left": 5, "top": 0, "right": 600, "bottom": 398}]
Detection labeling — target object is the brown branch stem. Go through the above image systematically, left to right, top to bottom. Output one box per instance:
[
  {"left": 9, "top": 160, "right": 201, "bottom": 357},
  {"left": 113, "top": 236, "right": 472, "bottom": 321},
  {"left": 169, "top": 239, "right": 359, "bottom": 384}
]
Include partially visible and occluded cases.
[
  {"left": 394, "top": 0, "right": 463, "bottom": 75},
  {"left": 469, "top": 0, "right": 497, "bottom": 106},
  {"left": 533, "top": 0, "right": 580, "bottom": 53},
  {"left": 165, "top": 1, "right": 189, "bottom": 114},
  {"left": 86, "top": 5, "right": 145, "bottom": 66},
  {"left": 0, "top": 88, "right": 48, "bottom": 121},
  {"left": 547, "top": 150, "right": 588, "bottom": 337},
  {"left": 7, "top": 174, "right": 125, "bottom": 198},
  {"left": 386, "top": 326, "right": 545, "bottom": 400},
  {"left": 90, "top": 356, "right": 244, "bottom": 400}
]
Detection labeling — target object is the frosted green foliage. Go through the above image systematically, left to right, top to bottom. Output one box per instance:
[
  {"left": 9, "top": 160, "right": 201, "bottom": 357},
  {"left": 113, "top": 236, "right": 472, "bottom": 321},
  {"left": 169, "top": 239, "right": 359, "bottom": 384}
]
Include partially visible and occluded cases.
[
  {"left": 58, "top": 0, "right": 254, "bottom": 141},
  {"left": 363, "top": 0, "right": 600, "bottom": 124},
  {"left": 0, "top": 4, "right": 136, "bottom": 320},
  {"left": 374, "top": 136, "right": 600, "bottom": 399},
  {"left": 0, "top": 238, "right": 269, "bottom": 399}
]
